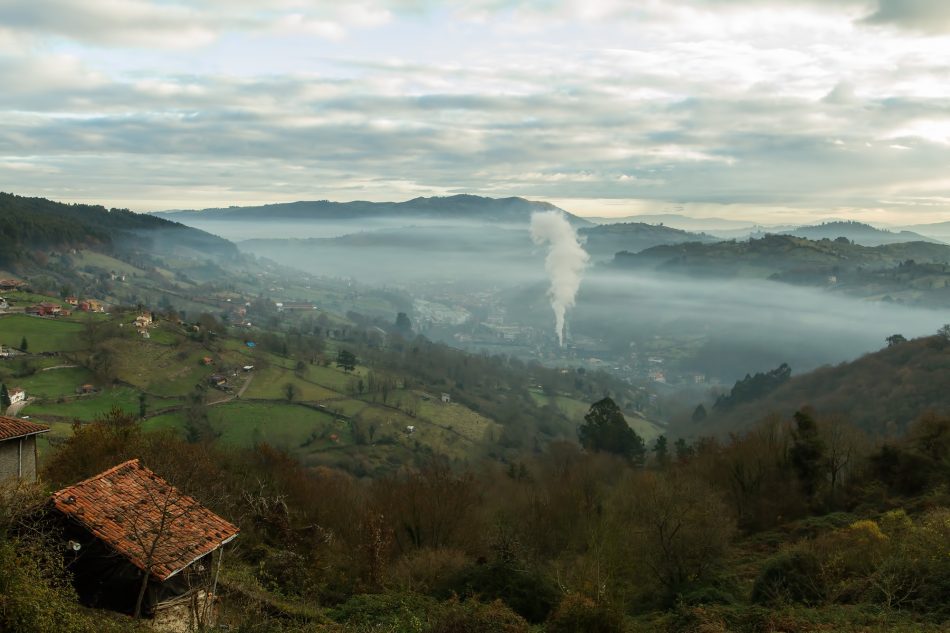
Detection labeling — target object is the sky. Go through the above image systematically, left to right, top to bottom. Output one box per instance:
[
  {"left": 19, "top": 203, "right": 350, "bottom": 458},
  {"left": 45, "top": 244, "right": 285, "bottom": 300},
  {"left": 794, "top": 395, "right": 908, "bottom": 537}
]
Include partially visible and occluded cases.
[{"left": 2, "top": 0, "right": 950, "bottom": 224}]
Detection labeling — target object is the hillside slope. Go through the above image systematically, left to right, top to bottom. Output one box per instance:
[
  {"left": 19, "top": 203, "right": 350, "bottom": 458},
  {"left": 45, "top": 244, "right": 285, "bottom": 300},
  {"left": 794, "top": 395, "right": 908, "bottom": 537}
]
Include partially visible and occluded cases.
[
  {"left": 0, "top": 192, "right": 238, "bottom": 266},
  {"left": 692, "top": 335, "right": 950, "bottom": 437}
]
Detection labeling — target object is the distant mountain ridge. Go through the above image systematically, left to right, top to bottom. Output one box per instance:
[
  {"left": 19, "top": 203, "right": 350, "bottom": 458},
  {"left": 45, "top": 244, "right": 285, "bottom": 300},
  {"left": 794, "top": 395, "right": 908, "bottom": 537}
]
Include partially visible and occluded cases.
[
  {"left": 156, "top": 194, "right": 592, "bottom": 226},
  {"left": 783, "top": 221, "right": 942, "bottom": 246}
]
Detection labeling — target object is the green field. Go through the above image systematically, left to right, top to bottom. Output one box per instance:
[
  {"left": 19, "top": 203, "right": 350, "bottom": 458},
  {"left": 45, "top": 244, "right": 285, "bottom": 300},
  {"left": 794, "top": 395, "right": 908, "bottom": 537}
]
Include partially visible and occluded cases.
[
  {"left": 0, "top": 314, "right": 86, "bottom": 353},
  {"left": 241, "top": 366, "right": 339, "bottom": 401},
  {"left": 14, "top": 367, "right": 95, "bottom": 399},
  {"left": 26, "top": 387, "right": 180, "bottom": 422},
  {"left": 205, "top": 401, "right": 349, "bottom": 451}
]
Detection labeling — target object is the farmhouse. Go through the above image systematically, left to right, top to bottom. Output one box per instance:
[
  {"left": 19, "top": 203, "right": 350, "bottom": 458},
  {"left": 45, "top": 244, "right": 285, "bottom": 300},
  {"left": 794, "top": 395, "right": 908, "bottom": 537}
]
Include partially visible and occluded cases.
[
  {"left": 0, "top": 278, "right": 26, "bottom": 292},
  {"left": 65, "top": 296, "right": 79, "bottom": 306},
  {"left": 79, "top": 299, "right": 105, "bottom": 313},
  {"left": 27, "top": 302, "right": 62, "bottom": 316},
  {"left": 134, "top": 313, "right": 153, "bottom": 328},
  {"left": 208, "top": 374, "right": 227, "bottom": 388},
  {"left": 441, "top": 393, "right": 451, "bottom": 404},
  {"left": 0, "top": 415, "right": 49, "bottom": 481},
  {"left": 50, "top": 459, "right": 239, "bottom": 628}
]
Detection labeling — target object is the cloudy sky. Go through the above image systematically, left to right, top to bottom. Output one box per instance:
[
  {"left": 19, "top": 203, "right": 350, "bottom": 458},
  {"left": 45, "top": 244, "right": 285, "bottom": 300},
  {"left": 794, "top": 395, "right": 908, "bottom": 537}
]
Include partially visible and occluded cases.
[{"left": 2, "top": 0, "right": 950, "bottom": 223}]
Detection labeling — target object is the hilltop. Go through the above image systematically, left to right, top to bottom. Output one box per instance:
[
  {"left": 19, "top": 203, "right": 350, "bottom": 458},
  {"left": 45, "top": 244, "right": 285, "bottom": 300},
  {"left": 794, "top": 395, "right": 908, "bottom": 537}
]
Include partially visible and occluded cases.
[
  {"left": 156, "top": 194, "right": 593, "bottom": 226},
  {"left": 578, "top": 222, "right": 716, "bottom": 259},
  {"left": 685, "top": 333, "right": 950, "bottom": 438}
]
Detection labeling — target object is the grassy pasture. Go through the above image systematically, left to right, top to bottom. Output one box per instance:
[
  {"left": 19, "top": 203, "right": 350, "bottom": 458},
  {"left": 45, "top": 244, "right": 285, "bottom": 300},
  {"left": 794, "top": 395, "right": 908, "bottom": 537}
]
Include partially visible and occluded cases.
[
  {"left": 0, "top": 314, "right": 85, "bottom": 353},
  {"left": 26, "top": 387, "right": 180, "bottom": 422}
]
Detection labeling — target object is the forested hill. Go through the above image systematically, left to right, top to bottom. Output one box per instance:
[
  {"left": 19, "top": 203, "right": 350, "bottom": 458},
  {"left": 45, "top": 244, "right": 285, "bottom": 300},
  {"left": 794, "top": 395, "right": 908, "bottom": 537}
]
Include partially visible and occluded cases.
[
  {"left": 0, "top": 192, "right": 238, "bottom": 265},
  {"left": 156, "top": 194, "right": 593, "bottom": 226},
  {"left": 783, "top": 221, "right": 941, "bottom": 246},
  {"left": 579, "top": 222, "right": 716, "bottom": 259},
  {"left": 611, "top": 234, "right": 950, "bottom": 278},
  {"left": 692, "top": 333, "right": 950, "bottom": 437}
]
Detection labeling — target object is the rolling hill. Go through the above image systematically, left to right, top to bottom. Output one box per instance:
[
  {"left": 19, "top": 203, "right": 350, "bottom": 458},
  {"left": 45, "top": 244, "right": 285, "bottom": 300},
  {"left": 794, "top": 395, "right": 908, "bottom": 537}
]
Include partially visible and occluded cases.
[
  {"left": 783, "top": 221, "right": 941, "bottom": 246},
  {"left": 578, "top": 222, "right": 717, "bottom": 259},
  {"left": 612, "top": 234, "right": 950, "bottom": 278}
]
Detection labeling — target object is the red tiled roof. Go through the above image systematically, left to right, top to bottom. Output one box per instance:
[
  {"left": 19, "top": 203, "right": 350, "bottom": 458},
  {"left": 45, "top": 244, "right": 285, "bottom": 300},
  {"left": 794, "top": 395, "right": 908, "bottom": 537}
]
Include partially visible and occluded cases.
[
  {"left": 0, "top": 415, "right": 50, "bottom": 441},
  {"left": 51, "top": 459, "right": 239, "bottom": 581}
]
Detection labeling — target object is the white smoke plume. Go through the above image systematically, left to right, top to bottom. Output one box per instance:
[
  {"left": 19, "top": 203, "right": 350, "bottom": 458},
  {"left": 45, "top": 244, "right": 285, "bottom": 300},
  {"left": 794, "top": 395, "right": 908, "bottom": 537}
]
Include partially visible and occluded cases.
[{"left": 530, "top": 211, "right": 589, "bottom": 346}]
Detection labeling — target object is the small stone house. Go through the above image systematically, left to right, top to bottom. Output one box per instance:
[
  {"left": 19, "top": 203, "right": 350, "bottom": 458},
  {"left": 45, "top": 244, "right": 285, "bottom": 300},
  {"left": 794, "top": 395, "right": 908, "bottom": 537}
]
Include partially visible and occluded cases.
[
  {"left": 0, "top": 415, "right": 50, "bottom": 481},
  {"left": 51, "top": 459, "right": 239, "bottom": 630}
]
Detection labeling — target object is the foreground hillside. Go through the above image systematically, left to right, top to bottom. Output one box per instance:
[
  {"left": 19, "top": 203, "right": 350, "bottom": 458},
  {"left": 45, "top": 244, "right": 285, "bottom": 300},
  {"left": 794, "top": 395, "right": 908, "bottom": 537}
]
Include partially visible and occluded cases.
[{"left": 686, "top": 333, "right": 950, "bottom": 438}]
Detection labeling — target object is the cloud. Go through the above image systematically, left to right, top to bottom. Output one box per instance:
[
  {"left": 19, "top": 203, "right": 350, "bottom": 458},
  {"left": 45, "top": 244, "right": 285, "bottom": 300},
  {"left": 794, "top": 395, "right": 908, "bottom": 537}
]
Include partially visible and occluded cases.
[
  {"left": 0, "top": 0, "right": 949, "bottom": 223},
  {"left": 861, "top": 0, "right": 950, "bottom": 34}
]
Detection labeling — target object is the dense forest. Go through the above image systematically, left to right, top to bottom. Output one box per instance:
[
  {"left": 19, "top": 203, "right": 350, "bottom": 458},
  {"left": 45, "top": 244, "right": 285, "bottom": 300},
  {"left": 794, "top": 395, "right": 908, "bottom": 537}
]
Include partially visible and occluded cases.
[
  {"left": 0, "top": 193, "right": 238, "bottom": 266},
  {"left": 3, "top": 400, "right": 949, "bottom": 632}
]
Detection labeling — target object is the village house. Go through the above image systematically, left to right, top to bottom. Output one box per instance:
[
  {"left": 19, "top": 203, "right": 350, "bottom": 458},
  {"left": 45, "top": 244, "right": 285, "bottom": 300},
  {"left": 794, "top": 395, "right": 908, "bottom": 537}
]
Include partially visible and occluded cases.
[
  {"left": 0, "top": 278, "right": 26, "bottom": 292},
  {"left": 65, "top": 296, "right": 79, "bottom": 306},
  {"left": 79, "top": 299, "right": 105, "bottom": 313},
  {"left": 27, "top": 302, "right": 62, "bottom": 317},
  {"left": 134, "top": 313, "right": 153, "bottom": 329},
  {"left": 202, "top": 357, "right": 214, "bottom": 366},
  {"left": 207, "top": 374, "right": 227, "bottom": 388},
  {"left": 77, "top": 384, "right": 96, "bottom": 395},
  {"left": 441, "top": 393, "right": 451, "bottom": 404},
  {"left": 0, "top": 415, "right": 49, "bottom": 481},
  {"left": 50, "top": 459, "right": 239, "bottom": 629}
]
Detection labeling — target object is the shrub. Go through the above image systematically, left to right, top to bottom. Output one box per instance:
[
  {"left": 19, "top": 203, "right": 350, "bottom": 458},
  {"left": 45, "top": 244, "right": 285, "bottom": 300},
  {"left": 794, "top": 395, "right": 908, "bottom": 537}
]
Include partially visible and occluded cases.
[
  {"left": 388, "top": 548, "right": 471, "bottom": 595},
  {"left": 751, "top": 549, "right": 826, "bottom": 606},
  {"left": 439, "top": 560, "right": 558, "bottom": 623},
  {"left": 546, "top": 594, "right": 623, "bottom": 633},
  {"left": 427, "top": 598, "right": 529, "bottom": 633}
]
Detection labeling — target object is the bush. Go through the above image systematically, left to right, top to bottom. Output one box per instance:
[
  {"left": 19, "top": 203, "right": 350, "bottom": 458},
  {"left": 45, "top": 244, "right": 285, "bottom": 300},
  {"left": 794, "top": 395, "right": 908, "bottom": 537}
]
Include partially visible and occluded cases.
[
  {"left": 388, "top": 548, "right": 471, "bottom": 595},
  {"left": 751, "top": 550, "right": 826, "bottom": 606},
  {"left": 439, "top": 561, "right": 558, "bottom": 623},
  {"left": 546, "top": 594, "right": 623, "bottom": 633},
  {"left": 427, "top": 598, "right": 529, "bottom": 633}
]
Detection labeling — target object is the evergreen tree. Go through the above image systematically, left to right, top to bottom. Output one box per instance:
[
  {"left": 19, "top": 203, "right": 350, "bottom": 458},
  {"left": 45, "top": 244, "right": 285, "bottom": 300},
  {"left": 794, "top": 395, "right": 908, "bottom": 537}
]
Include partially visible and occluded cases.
[
  {"left": 395, "top": 311, "right": 412, "bottom": 334},
  {"left": 19, "top": 337, "right": 27, "bottom": 352},
  {"left": 336, "top": 349, "right": 357, "bottom": 372},
  {"left": 0, "top": 383, "right": 9, "bottom": 410},
  {"left": 578, "top": 397, "right": 645, "bottom": 465},
  {"left": 692, "top": 404, "right": 708, "bottom": 423},
  {"left": 790, "top": 409, "right": 826, "bottom": 499},
  {"left": 653, "top": 434, "right": 669, "bottom": 467}
]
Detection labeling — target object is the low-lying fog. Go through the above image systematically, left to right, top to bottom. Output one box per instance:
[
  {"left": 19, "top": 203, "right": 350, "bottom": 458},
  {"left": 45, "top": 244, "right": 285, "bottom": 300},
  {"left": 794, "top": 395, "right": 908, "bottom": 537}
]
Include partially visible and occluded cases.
[{"left": 179, "top": 215, "right": 946, "bottom": 382}]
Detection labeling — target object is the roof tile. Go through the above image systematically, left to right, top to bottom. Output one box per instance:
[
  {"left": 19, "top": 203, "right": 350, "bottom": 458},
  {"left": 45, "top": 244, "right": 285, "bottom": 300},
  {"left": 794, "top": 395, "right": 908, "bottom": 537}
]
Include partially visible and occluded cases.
[
  {"left": 0, "top": 415, "right": 50, "bottom": 441},
  {"left": 51, "top": 459, "right": 238, "bottom": 581}
]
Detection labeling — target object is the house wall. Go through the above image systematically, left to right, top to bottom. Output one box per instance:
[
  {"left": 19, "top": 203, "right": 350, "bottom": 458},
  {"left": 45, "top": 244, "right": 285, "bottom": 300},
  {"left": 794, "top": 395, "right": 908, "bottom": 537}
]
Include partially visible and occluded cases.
[{"left": 0, "top": 436, "right": 37, "bottom": 481}]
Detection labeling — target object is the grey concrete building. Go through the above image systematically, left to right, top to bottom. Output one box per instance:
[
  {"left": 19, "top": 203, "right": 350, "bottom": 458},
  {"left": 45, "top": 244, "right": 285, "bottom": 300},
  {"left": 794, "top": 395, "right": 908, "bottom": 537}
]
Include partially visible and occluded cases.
[{"left": 0, "top": 415, "right": 50, "bottom": 482}]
